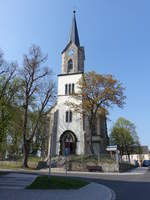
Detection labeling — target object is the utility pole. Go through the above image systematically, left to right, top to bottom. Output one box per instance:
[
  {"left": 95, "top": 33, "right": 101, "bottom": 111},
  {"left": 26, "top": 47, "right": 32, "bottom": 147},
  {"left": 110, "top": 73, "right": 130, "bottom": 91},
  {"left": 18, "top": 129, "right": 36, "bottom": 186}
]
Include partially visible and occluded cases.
[{"left": 48, "top": 113, "right": 53, "bottom": 179}]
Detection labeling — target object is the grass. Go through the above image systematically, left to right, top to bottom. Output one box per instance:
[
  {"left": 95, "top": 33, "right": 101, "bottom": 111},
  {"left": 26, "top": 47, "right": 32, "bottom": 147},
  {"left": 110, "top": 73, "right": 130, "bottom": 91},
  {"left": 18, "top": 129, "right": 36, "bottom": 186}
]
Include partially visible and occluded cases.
[
  {"left": 0, "top": 156, "right": 41, "bottom": 170},
  {"left": 0, "top": 161, "right": 36, "bottom": 170},
  {"left": 26, "top": 175, "right": 89, "bottom": 189}
]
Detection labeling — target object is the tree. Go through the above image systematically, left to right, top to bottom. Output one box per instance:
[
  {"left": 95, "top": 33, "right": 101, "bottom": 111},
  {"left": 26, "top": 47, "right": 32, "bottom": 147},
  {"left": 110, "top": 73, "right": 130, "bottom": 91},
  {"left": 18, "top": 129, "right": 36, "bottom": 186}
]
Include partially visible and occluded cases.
[
  {"left": 19, "top": 45, "right": 55, "bottom": 167},
  {"left": 0, "top": 50, "right": 16, "bottom": 101},
  {"left": 0, "top": 51, "right": 17, "bottom": 159},
  {"left": 67, "top": 71, "right": 126, "bottom": 154},
  {"left": 0, "top": 83, "right": 19, "bottom": 159},
  {"left": 6, "top": 105, "right": 23, "bottom": 160},
  {"left": 30, "top": 113, "right": 49, "bottom": 159},
  {"left": 110, "top": 117, "right": 140, "bottom": 162}
]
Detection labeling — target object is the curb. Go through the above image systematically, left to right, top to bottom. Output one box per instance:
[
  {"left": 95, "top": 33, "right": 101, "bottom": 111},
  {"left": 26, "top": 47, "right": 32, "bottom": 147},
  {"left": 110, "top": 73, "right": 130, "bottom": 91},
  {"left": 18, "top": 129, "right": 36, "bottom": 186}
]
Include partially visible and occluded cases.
[
  {"left": 0, "top": 168, "right": 146, "bottom": 176},
  {"left": 50, "top": 168, "right": 146, "bottom": 176},
  {"left": 77, "top": 182, "right": 116, "bottom": 200}
]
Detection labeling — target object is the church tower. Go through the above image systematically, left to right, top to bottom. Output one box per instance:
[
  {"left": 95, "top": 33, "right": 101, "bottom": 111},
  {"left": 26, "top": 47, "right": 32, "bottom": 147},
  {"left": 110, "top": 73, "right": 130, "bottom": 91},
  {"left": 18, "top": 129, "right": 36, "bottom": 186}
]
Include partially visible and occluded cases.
[
  {"left": 49, "top": 11, "right": 108, "bottom": 157},
  {"left": 50, "top": 11, "right": 86, "bottom": 156},
  {"left": 61, "top": 11, "right": 85, "bottom": 74}
]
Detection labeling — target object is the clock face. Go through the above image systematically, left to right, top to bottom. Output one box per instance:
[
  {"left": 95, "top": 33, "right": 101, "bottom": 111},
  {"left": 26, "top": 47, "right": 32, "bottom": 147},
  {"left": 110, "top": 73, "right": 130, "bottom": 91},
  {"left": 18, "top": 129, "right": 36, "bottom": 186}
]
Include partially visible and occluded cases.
[{"left": 68, "top": 49, "right": 73, "bottom": 56}]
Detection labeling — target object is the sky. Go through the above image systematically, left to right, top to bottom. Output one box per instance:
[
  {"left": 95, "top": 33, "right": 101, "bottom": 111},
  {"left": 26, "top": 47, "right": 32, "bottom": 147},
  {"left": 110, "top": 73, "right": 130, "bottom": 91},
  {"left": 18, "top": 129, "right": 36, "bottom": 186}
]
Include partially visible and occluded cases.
[{"left": 0, "top": 0, "right": 150, "bottom": 148}]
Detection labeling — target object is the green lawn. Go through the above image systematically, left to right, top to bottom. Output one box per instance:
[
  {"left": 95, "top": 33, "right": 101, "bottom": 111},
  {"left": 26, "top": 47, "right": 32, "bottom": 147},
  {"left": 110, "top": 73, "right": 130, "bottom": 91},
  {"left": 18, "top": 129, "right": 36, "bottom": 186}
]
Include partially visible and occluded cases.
[
  {"left": 0, "top": 156, "right": 41, "bottom": 170},
  {"left": 26, "top": 175, "right": 89, "bottom": 189}
]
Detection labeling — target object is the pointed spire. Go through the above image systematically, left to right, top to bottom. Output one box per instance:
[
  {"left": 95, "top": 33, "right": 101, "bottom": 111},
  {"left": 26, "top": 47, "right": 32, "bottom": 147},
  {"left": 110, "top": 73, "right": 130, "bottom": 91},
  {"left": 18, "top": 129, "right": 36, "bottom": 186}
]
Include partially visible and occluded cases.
[{"left": 69, "top": 10, "right": 80, "bottom": 46}]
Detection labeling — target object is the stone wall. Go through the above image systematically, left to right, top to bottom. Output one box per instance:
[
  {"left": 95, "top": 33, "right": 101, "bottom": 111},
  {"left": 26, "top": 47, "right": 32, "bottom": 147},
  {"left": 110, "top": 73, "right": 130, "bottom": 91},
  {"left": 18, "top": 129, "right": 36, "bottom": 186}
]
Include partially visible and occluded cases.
[
  {"left": 68, "top": 160, "right": 118, "bottom": 172},
  {"left": 68, "top": 161, "right": 136, "bottom": 172}
]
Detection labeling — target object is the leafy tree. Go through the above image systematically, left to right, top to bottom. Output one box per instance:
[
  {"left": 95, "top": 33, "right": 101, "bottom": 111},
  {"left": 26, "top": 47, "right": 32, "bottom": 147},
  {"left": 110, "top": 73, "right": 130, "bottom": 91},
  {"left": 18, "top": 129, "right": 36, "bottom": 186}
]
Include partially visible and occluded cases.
[
  {"left": 18, "top": 45, "right": 55, "bottom": 167},
  {"left": 0, "top": 51, "right": 17, "bottom": 159},
  {"left": 0, "top": 51, "right": 16, "bottom": 101},
  {"left": 67, "top": 71, "right": 126, "bottom": 154},
  {"left": 6, "top": 105, "right": 23, "bottom": 160},
  {"left": 30, "top": 114, "right": 49, "bottom": 159},
  {"left": 110, "top": 117, "right": 140, "bottom": 162}
]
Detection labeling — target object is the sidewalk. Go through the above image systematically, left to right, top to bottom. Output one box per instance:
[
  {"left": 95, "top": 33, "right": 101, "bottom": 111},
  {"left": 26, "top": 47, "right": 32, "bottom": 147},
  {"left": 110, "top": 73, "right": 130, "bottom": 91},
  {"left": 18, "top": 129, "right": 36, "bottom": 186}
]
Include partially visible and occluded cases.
[
  {"left": 0, "top": 166, "right": 148, "bottom": 176},
  {"left": 42, "top": 167, "right": 149, "bottom": 176},
  {"left": 128, "top": 167, "right": 149, "bottom": 174},
  {"left": 0, "top": 172, "right": 115, "bottom": 200},
  {"left": 0, "top": 173, "right": 37, "bottom": 189}
]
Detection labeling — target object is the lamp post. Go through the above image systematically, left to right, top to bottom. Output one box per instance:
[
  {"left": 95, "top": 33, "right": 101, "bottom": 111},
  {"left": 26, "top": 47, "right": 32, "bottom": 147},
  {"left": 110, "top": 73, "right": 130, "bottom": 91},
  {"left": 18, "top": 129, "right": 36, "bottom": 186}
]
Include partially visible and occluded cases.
[
  {"left": 47, "top": 113, "right": 53, "bottom": 179},
  {"left": 48, "top": 131, "right": 53, "bottom": 178}
]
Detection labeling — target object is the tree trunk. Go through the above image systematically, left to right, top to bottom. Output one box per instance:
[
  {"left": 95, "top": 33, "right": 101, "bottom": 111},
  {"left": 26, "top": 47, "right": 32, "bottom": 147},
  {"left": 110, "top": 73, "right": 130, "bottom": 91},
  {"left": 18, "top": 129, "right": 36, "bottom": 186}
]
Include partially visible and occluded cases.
[
  {"left": 22, "top": 101, "right": 28, "bottom": 168},
  {"left": 87, "top": 114, "right": 97, "bottom": 155},
  {"left": 89, "top": 123, "right": 95, "bottom": 155},
  {"left": 89, "top": 134, "right": 94, "bottom": 155},
  {"left": 22, "top": 140, "right": 29, "bottom": 168},
  {"left": 125, "top": 146, "right": 130, "bottom": 163},
  {"left": 120, "top": 150, "right": 123, "bottom": 162},
  {"left": 127, "top": 152, "right": 130, "bottom": 163}
]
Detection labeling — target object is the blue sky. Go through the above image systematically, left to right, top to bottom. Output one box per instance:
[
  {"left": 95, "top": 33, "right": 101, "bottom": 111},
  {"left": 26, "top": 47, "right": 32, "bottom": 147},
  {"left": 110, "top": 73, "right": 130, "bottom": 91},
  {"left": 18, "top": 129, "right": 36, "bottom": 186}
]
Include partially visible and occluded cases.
[{"left": 0, "top": 0, "right": 150, "bottom": 147}]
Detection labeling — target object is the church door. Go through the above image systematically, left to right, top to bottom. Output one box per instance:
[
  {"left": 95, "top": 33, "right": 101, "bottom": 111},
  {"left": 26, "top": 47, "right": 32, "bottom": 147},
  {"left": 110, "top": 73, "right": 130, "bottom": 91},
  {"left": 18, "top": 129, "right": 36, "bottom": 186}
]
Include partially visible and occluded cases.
[{"left": 60, "top": 131, "right": 77, "bottom": 155}]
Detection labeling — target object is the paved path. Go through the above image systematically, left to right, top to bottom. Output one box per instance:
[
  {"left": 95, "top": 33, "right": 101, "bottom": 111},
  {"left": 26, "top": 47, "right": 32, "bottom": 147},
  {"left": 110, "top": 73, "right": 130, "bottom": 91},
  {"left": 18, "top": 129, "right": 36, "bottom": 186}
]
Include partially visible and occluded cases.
[
  {"left": 128, "top": 166, "right": 149, "bottom": 174},
  {"left": 0, "top": 172, "right": 115, "bottom": 200},
  {"left": 0, "top": 173, "right": 37, "bottom": 189},
  {"left": 0, "top": 182, "right": 115, "bottom": 200}
]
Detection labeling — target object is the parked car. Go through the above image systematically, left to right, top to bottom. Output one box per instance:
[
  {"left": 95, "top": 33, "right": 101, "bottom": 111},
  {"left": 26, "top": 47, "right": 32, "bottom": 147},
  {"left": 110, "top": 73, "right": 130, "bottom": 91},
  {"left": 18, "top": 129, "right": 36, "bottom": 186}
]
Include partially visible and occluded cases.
[{"left": 142, "top": 160, "right": 150, "bottom": 167}]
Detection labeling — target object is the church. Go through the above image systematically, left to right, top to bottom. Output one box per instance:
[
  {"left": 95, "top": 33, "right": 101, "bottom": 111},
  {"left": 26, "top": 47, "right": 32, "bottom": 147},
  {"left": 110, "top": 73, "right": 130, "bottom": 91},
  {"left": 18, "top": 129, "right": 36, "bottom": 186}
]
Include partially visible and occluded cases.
[{"left": 49, "top": 11, "right": 108, "bottom": 156}]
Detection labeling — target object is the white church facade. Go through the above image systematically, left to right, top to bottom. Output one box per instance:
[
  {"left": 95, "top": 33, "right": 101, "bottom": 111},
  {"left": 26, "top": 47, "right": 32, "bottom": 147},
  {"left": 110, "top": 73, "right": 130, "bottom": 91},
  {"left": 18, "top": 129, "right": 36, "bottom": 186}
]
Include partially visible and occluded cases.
[{"left": 49, "top": 11, "right": 108, "bottom": 156}]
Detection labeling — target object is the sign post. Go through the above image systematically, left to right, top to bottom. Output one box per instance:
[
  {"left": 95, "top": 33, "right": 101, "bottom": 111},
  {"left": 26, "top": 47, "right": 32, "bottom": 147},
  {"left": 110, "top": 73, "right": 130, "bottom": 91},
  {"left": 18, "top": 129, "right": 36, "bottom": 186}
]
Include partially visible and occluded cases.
[{"left": 106, "top": 145, "right": 119, "bottom": 172}]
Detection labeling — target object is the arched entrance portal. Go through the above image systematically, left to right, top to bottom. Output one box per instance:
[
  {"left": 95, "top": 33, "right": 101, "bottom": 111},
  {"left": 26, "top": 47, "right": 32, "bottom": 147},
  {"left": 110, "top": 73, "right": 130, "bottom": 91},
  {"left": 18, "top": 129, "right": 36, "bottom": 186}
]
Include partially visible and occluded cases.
[{"left": 60, "top": 131, "right": 77, "bottom": 155}]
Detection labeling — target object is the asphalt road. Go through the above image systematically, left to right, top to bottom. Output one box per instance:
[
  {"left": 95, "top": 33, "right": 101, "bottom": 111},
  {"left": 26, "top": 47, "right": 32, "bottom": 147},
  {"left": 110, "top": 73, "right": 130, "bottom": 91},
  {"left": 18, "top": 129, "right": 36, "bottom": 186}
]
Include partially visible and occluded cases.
[
  {"left": 0, "top": 167, "right": 149, "bottom": 200},
  {"left": 59, "top": 167, "right": 150, "bottom": 200},
  {"left": 90, "top": 173, "right": 150, "bottom": 200}
]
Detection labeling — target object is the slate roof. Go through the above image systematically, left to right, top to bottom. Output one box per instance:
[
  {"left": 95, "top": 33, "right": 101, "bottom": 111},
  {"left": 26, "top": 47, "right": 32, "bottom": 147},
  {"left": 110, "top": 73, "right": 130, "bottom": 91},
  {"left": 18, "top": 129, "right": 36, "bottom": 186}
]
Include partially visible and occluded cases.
[
  {"left": 62, "top": 11, "right": 80, "bottom": 54},
  {"left": 69, "top": 11, "right": 80, "bottom": 47}
]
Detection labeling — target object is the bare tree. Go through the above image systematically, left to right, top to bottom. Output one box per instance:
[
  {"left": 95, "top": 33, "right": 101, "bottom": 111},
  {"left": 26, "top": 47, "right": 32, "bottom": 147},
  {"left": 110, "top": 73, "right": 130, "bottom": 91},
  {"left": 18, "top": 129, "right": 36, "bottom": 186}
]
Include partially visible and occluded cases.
[{"left": 19, "top": 45, "right": 55, "bottom": 168}]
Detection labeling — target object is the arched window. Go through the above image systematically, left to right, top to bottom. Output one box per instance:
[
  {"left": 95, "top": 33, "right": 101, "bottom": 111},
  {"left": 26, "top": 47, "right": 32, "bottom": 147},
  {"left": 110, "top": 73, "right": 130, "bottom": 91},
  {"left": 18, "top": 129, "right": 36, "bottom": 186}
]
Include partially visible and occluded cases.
[{"left": 68, "top": 59, "right": 73, "bottom": 72}]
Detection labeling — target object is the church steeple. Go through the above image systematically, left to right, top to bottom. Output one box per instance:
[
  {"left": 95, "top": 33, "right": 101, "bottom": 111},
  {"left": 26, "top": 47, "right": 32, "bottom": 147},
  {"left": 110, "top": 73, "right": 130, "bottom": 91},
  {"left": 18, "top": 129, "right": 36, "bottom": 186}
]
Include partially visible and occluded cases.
[
  {"left": 61, "top": 11, "right": 85, "bottom": 74},
  {"left": 69, "top": 11, "right": 80, "bottom": 47}
]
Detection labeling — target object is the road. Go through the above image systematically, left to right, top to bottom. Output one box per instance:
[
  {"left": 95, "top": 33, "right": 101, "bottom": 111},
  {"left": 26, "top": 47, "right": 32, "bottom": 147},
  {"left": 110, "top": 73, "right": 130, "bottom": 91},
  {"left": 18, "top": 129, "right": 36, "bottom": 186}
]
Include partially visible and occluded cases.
[
  {"left": 0, "top": 167, "right": 149, "bottom": 200},
  {"left": 58, "top": 167, "right": 150, "bottom": 200},
  {"left": 91, "top": 170, "right": 150, "bottom": 200}
]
